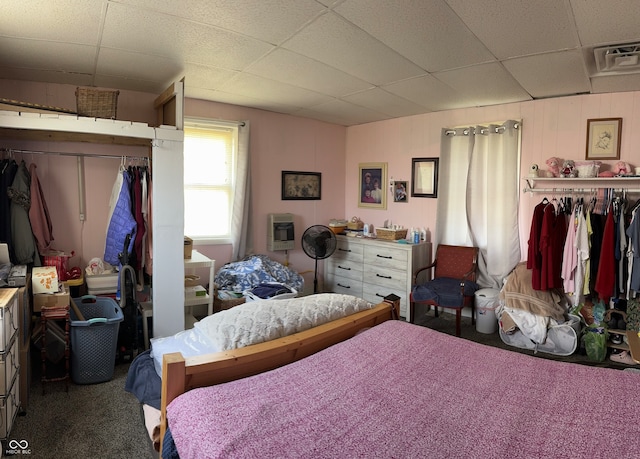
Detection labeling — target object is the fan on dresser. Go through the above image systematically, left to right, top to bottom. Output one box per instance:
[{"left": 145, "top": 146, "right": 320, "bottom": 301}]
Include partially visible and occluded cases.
[{"left": 302, "top": 225, "right": 337, "bottom": 294}]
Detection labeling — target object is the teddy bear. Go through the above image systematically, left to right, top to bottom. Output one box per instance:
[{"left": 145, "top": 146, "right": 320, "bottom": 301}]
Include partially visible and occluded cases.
[
  {"left": 545, "top": 157, "right": 561, "bottom": 177},
  {"left": 560, "top": 159, "right": 577, "bottom": 178},
  {"left": 613, "top": 161, "right": 632, "bottom": 176}
]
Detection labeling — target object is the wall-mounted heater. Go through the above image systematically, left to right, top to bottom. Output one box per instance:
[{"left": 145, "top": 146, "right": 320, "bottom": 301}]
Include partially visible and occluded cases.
[{"left": 267, "top": 213, "right": 295, "bottom": 251}]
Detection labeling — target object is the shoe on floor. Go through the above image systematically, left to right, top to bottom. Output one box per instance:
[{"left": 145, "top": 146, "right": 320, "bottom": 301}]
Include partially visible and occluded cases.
[{"left": 610, "top": 350, "right": 637, "bottom": 365}]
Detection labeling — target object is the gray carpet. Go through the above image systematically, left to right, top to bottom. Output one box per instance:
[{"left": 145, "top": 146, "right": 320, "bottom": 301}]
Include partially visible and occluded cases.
[
  {"left": 7, "top": 310, "right": 635, "bottom": 458},
  {"left": 8, "top": 350, "right": 155, "bottom": 459}
]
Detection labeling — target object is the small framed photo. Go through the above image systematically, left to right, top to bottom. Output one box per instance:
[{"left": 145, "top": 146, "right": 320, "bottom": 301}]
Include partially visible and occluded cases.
[
  {"left": 586, "top": 118, "right": 622, "bottom": 160},
  {"left": 411, "top": 158, "right": 439, "bottom": 198},
  {"left": 358, "top": 162, "right": 387, "bottom": 209},
  {"left": 281, "top": 171, "right": 321, "bottom": 200},
  {"left": 393, "top": 181, "right": 408, "bottom": 203}
]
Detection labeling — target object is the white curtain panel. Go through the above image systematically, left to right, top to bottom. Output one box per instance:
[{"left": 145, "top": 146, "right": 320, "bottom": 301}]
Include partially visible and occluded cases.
[
  {"left": 437, "top": 120, "right": 521, "bottom": 289},
  {"left": 231, "top": 121, "right": 252, "bottom": 261}
]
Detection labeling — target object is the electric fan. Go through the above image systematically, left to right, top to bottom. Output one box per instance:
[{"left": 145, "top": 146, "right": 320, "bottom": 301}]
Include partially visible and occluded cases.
[{"left": 302, "top": 225, "right": 337, "bottom": 294}]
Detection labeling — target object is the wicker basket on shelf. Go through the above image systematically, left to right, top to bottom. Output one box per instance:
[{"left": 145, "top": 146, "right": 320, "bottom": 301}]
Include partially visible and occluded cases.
[
  {"left": 75, "top": 87, "right": 119, "bottom": 119},
  {"left": 375, "top": 227, "right": 408, "bottom": 240}
]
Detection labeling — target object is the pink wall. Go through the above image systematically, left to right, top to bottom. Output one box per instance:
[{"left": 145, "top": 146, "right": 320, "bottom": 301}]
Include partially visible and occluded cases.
[
  {"left": 3, "top": 78, "right": 639, "bottom": 285},
  {"left": 345, "top": 92, "right": 640, "bottom": 262}
]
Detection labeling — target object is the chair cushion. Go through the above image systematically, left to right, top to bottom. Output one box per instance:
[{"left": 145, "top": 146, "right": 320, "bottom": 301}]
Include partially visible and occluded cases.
[{"left": 412, "top": 277, "right": 480, "bottom": 308}]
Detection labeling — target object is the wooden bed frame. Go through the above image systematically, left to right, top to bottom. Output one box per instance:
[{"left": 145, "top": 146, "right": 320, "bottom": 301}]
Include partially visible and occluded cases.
[{"left": 158, "top": 298, "right": 396, "bottom": 456}]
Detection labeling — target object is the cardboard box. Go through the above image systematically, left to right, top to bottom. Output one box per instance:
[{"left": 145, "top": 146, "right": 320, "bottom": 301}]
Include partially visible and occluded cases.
[
  {"left": 184, "top": 236, "right": 193, "bottom": 259},
  {"left": 7, "top": 265, "right": 26, "bottom": 287},
  {"left": 32, "top": 266, "right": 59, "bottom": 294},
  {"left": 33, "top": 283, "right": 69, "bottom": 312},
  {"left": 185, "top": 285, "right": 207, "bottom": 298}
]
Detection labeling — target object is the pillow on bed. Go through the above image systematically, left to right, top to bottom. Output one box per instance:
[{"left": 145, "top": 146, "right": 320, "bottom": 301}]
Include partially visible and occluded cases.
[
  {"left": 150, "top": 293, "right": 372, "bottom": 377},
  {"left": 194, "top": 293, "right": 373, "bottom": 351}
]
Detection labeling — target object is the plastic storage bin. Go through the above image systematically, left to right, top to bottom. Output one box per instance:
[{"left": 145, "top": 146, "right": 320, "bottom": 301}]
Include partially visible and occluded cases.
[
  {"left": 474, "top": 288, "right": 500, "bottom": 334},
  {"left": 69, "top": 296, "right": 123, "bottom": 384}
]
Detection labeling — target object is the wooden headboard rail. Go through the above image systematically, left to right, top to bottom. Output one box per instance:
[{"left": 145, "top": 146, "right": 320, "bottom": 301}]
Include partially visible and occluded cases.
[{"left": 159, "top": 300, "right": 394, "bottom": 456}]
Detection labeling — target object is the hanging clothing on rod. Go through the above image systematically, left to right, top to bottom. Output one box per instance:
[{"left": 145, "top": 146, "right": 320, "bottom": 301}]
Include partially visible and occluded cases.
[{"left": 5, "top": 147, "right": 149, "bottom": 163}]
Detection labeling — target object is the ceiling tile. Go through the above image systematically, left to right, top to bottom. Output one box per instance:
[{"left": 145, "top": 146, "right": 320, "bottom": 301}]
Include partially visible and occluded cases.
[
  {"left": 0, "top": 0, "right": 104, "bottom": 44},
  {"left": 115, "top": 0, "right": 326, "bottom": 44},
  {"left": 335, "top": 0, "right": 495, "bottom": 72},
  {"left": 445, "top": 0, "right": 578, "bottom": 59},
  {"left": 570, "top": 0, "right": 640, "bottom": 46},
  {"left": 102, "top": 3, "right": 273, "bottom": 70},
  {"left": 282, "top": 12, "right": 426, "bottom": 85},
  {"left": 0, "top": 38, "right": 96, "bottom": 74},
  {"left": 96, "top": 48, "right": 183, "bottom": 83},
  {"left": 246, "top": 49, "right": 372, "bottom": 97},
  {"left": 503, "top": 50, "right": 591, "bottom": 98},
  {"left": 435, "top": 63, "right": 532, "bottom": 106},
  {"left": 182, "top": 64, "right": 239, "bottom": 91},
  {"left": 0, "top": 66, "right": 93, "bottom": 89},
  {"left": 218, "top": 73, "right": 334, "bottom": 108},
  {"left": 383, "top": 74, "right": 471, "bottom": 112},
  {"left": 591, "top": 74, "right": 640, "bottom": 94},
  {"left": 343, "top": 88, "right": 430, "bottom": 118},
  {"left": 296, "top": 99, "right": 391, "bottom": 125}
]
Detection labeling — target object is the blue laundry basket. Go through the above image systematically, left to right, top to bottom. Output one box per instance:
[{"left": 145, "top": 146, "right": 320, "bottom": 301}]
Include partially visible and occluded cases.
[{"left": 70, "top": 296, "right": 124, "bottom": 384}]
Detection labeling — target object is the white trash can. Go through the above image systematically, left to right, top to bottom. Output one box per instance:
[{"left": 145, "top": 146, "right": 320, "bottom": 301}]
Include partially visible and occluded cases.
[{"left": 474, "top": 288, "right": 500, "bottom": 334}]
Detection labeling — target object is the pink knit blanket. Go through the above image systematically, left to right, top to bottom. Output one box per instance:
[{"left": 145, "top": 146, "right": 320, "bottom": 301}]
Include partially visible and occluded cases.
[{"left": 167, "top": 321, "right": 640, "bottom": 459}]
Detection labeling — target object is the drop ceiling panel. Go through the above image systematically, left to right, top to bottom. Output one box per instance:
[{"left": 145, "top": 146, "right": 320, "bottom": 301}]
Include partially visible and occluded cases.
[
  {"left": 0, "top": 0, "right": 104, "bottom": 43},
  {"left": 115, "top": 0, "right": 325, "bottom": 44},
  {"left": 335, "top": 0, "right": 495, "bottom": 72},
  {"left": 445, "top": 0, "right": 578, "bottom": 59},
  {"left": 570, "top": 0, "right": 640, "bottom": 46},
  {"left": 102, "top": 3, "right": 273, "bottom": 70},
  {"left": 282, "top": 12, "right": 426, "bottom": 85},
  {"left": 0, "top": 38, "right": 97, "bottom": 74},
  {"left": 96, "top": 48, "right": 183, "bottom": 83},
  {"left": 246, "top": 49, "right": 372, "bottom": 97},
  {"left": 503, "top": 50, "right": 591, "bottom": 98},
  {"left": 435, "top": 63, "right": 532, "bottom": 107},
  {"left": 182, "top": 64, "right": 239, "bottom": 90},
  {"left": 0, "top": 66, "right": 93, "bottom": 89},
  {"left": 218, "top": 73, "right": 334, "bottom": 109},
  {"left": 383, "top": 74, "right": 471, "bottom": 112},
  {"left": 591, "top": 74, "right": 640, "bottom": 94},
  {"left": 342, "top": 88, "right": 429, "bottom": 118},
  {"left": 298, "top": 99, "right": 391, "bottom": 125}
]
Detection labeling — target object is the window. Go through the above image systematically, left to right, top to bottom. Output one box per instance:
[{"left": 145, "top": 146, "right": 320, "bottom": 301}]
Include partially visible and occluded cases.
[{"left": 183, "top": 118, "right": 238, "bottom": 242}]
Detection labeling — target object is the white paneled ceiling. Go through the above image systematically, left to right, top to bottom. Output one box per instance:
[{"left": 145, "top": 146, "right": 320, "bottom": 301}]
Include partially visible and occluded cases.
[{"left": 2, "top": 0, "right": 640, "bottom": 126}]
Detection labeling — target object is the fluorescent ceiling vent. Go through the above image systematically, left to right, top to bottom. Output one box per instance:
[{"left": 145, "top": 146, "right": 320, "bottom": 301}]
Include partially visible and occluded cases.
[{"left": 594, "top": 43, "right": 640, "bottom": 74}]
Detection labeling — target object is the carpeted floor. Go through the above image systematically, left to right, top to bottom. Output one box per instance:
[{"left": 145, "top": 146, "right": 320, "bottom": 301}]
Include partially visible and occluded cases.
[{"left": 7, "top": 309, "right": 636, "bottom": 458}]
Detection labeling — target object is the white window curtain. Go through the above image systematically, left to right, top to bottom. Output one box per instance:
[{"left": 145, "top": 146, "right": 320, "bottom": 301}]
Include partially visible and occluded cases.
[
  {"left": 436, "top": 120, "right": 521, "bottom": 289},
  {"left": 232, "top": 121, "right": 252, "bottom": 261}
]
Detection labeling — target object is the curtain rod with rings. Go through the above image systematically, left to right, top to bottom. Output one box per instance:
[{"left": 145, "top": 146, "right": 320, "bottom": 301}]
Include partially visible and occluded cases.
[
  {"left": 444, "top": 121, "right": 520, "bottom": 137},
  {"left": 523, "top": 187, "right": 640, "bottom": 194}
]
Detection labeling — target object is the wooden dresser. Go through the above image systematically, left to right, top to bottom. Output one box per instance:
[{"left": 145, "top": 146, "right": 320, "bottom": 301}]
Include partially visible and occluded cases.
[
  {"left": 324, "top": 235, "right": 431, "bottom": 321},
  {"left": 0, "top": 288, "right": 20, "bottom": 440}
]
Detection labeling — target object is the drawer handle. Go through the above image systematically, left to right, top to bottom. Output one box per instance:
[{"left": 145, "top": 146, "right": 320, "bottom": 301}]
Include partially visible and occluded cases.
[
  {"left": 338, "top": 248, "right": 352, "bottom": 252},
  {"left": 376, "top": 254, "right": 392, "bottom": 259},
  {"left": 337, "top": 265, "right": 351, "bottom": 271},
  {"left": 376, "top": 274, "right": 392, "bottom": 279},
  {"left": 337, "top": 283, "right": 351, "bottom": 289},
  {"left": 375, "top": 293, "right": 385, "bottom": 298}
]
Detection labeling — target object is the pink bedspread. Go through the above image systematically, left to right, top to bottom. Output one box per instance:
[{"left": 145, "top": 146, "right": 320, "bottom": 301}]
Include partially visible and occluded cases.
[{"left": 167, "top": 320, "right": 640, "bottom": 459}]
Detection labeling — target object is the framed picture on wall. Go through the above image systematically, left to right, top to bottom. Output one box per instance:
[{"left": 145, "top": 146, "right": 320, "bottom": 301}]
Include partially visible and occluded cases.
[
  {"left": 586, "top": 118, "right": 622, "bottom": 160},
  {"left": 411, "top": 158, "right": 439, "bottom": 198},
  {"left": 358, "top": 162, "right": 387, "bottom": 209},
  {"left": 281, "top": 171, "right": 321, "bottom": 200},
  {"left": 393, "top": 181, "right": 408, "bottom": 203}
]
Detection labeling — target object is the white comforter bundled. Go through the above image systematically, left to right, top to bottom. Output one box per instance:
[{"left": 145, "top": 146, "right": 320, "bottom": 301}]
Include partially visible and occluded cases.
[{"left": 150, "top": 293, "right": 373, "bottom": 376}]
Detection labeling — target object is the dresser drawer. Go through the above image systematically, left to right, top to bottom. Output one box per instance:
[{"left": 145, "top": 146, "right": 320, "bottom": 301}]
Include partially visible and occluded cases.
[
  {"left": 333, "top": 239, "right": 364, "bottom": 261},
  {"left": 364, "top": 245, "right": 408, "bottom": 271},
  {"left": 326, "top": 258, "right": 363, "bottom": 282},
  {"left": 363, "top": 265, "right": 407, "bottom": 290},
  {"left": 325, "top": 275, "right": 363, "bottom": 298},
  {"left": 362, "top": 284, "right": 408, "bottom": 317},
  {"left": 0, "top": 290, "right": 18, "bottom": 353},
  {"left": 0, "top": 337, "right": 19, "bottom": 396},
  {"left": 0, "top": 375, "right": 19, "bottom": 439}
]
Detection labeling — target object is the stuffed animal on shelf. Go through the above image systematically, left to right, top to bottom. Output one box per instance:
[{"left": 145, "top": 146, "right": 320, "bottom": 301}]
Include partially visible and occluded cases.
[
  {"left": 545, "top": 157, "right": 561, "bottom": 177},
  {"left": 560, "top": 159, "right": 577, "bottom": 178},
  {"left": 613, "top": 161, "right": 632, "bottom": 176}
]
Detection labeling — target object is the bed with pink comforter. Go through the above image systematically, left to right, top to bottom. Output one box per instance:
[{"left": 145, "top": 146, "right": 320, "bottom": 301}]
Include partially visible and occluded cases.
[{"left": 165, "top": 320, "right": 640, "bottom": 459}]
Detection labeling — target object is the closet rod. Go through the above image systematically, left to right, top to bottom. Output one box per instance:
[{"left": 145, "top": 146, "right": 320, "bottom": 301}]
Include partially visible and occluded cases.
[
  {"left": 5, "top": 148, "right": 148, "bottom": 161},
  {"left": 523, "top": 187, "right": 640, "bottom": 194}
]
